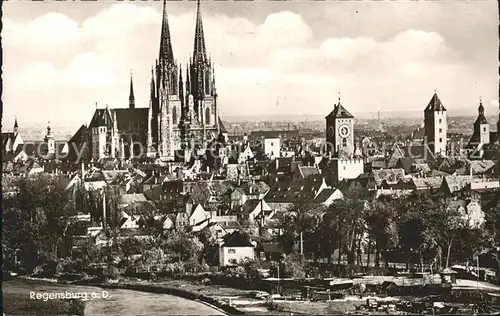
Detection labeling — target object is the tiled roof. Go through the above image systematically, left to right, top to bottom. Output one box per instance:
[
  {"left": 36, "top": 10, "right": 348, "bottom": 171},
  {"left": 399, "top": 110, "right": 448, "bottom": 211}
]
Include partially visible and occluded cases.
[
  {"left": 424, "top": 93, "right": 446, "bottom": 112},
  {"left": 325, "top": 102, "right": 354, "bottom": 119},
  {"left": 89, "top": 108, "right": 113, "bottom": 128},
  {"left": 114, "top": 108, "right": 149, "bottom": 131},
  {"left": 219, "top": 118, "right": 228, "bottom": 133},
  {"left": 396, "top": 157, "right": 416, "bottom": 172},
  {"left": 469, "top": 160, "right": 496, "bottom": 175},
  {"left": 411, "top": 163, "right": 431, "bottom": 174},
  {"left": 298, "top": 166, "right": 320, "bottom": 178},
  {"left": 101, "top": 169, "right": 129, "bottom": 182},
  {"left": 372, "top": 169, "right": 405, "bottom": 185},
  {"left": 443, "top": 175, "right": 473, "bottom": 193},
  {"left": 265, "top": 177, "right": 324, "bottom": 202},
  {"left": 240, "top": 181, "right": 270, "bottom": 195},
  {"left": 314, "top": 188, "right": 335, "bottom": 203},
  {"left": 118, "top": 193, "right": 148, "bottom": 205},
  {"left": 240, "top": 199, "right": 263, "bottom": 215},
  {"left": 222, "top": 231, "right": 253, "bottom": 247}
]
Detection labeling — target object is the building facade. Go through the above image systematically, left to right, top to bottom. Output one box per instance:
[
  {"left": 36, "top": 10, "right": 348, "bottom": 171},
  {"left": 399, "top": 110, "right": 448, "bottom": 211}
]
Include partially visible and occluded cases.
[
  {"left": 86, "top": 0, "right": 226, "bottom": 162},
  {"left": 424, "top": 92, "right": 448, "bottom": 156},
  {"left": 324, "top": 98, "right": 364, "bottom": 181}
]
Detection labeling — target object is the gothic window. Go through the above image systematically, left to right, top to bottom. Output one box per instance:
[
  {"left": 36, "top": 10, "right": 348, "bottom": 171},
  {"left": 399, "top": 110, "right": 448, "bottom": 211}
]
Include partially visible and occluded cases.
[
  {"left": 205, "top": 72, "right": 210, "bottom": 95},
  {"left": 172, "top": 106, "right": 177, "bottom": 125},
  {"left": 205, "top": 107, "right": 211, "bottom": 125},
  {"left": 342, "top": 138, "right": 347, "bottom": 147}
]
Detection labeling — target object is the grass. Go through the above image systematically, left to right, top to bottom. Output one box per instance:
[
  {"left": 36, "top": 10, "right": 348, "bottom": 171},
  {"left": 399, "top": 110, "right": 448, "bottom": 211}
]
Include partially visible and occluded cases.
[
  {"left": 3, "top": 292, "right": 85, "bottom": 316},
  {"left": 267, "top": 300, "right": 362, "bottom": 315}
]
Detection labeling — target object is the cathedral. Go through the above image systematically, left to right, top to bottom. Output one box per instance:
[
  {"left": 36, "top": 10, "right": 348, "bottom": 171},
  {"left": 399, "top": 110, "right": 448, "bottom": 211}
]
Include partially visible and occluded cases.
[{"left": 86, "top": 0, "right": 226, "bottom": 162}]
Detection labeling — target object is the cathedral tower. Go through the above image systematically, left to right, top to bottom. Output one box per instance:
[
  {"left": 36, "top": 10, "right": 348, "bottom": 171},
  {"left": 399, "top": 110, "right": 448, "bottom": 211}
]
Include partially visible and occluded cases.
[
  {"left": 151, "top": 0, "right": 182, "bottom": 159},
  {"left": 185, "top": 0, "right": 218, "bottom": 150},
  {"left": 129, "top": 72, "right": 135, "bottom": 109},
  {"left": 424, "top": 92, "right": 447, "bottom": 156}
]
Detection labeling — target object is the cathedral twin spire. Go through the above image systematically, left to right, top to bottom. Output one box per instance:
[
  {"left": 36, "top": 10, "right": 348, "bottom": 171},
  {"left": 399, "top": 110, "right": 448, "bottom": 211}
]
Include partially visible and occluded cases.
[
  {"left": 155, "top": 0, "right": 214, "bottom": 106},
  {"left": 159, "top": 0, "right": 175, "bottom": 66},
  {"left": 193, "top": 0, "right": 208, "bottom": 65}
]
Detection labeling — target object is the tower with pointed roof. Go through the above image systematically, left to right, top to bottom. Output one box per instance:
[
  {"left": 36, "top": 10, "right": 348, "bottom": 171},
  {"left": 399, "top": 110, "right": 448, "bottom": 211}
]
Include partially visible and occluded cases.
[
  {"left": 148, "top": 0, "right": 182, "bottom": 159},
  {"left": 184, "top": 0, "right": 219, "bottom": 151},
  {"left": 129, "top": 72, "right": 135, "bottom": 109},
  {"left": 424, "top": 92, "right": 447, "bottom": 156},
  {"left": 324, "top": 96, "right": 364, "bottom": 182},
  {"left": 325, "top": 96, "right": 355, "bottom": 157},
  {"left": 471, "top": 98, "right": 490, "bottom": 146},
  {"left": 13, "top": 117, "right": 19, "bottom": 135},
  {"left": 45, "top": 121, "right": 56, "bottom": 155}
]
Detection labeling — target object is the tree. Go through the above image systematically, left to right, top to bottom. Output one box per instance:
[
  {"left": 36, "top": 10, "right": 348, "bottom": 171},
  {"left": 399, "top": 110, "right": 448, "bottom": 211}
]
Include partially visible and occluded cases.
[
  {"left": 2, "top": 174, "right": 72, "bottom": 272},
  {"left": 324, "top": 191, "right": 368, "bottom": 277},
  {"left": 364, "top": 198, "right": 398, "bottom": 268},
  {"left": 160, "top": 230, "right": 204, "bottom": 263},
  {"left": 269, "top": 253, "right": 305, "bottom": 278},
  {"left": 240, "top": 258, "right": 262, "bottom": 280}
]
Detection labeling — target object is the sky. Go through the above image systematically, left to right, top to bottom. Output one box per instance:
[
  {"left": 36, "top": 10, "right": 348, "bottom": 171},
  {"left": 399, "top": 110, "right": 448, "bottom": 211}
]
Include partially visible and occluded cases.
[{"left": 2, "top": 0, "right": 499, "bottom": 131}]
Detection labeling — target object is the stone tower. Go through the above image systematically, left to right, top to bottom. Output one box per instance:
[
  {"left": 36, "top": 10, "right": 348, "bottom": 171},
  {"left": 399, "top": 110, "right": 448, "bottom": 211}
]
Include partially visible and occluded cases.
[
  {"left": 150, "top": 0, "right": 182, "bottom": 159},
  {"left": 185, "top": 0, "right": 218, "bottom": 150},
  {"left": 129, "top": 72, "right": 135, "bottom": 109},
  {"left": 424, "top": 92, "right": 447, "bottom": 156},
  {"left": 325, "top": 97, "right": 355, "bottom": 157},
  {"left": 474, "top": 98, "right": 490, "bottom": 145},
  {"left": 45, "top": 121, "right": 56, "bottom": 155}
]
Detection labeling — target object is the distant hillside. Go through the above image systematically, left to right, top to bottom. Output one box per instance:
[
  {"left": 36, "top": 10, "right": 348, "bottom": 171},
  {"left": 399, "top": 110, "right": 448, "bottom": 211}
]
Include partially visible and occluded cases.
[{"left": 223, "top": 106, "right": 499, "bottom": 122}]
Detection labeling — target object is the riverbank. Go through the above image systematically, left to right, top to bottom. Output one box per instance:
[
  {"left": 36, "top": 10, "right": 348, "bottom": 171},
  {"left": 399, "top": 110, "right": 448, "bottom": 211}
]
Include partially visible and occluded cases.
[
  {"left": 4, "top": 278, "right": 229, "bottom": 316},
  {"left": 84, "top": 278, "right": 295, "bottom": 315},
  {"left": 3, "top": 280, "right": 85, "bottom": 316}
]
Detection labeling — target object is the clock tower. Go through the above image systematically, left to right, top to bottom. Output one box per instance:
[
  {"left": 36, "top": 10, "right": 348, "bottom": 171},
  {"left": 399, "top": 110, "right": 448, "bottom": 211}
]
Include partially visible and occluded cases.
[{"left": 325, "top": 98, "right": 355, "bottom": 158}]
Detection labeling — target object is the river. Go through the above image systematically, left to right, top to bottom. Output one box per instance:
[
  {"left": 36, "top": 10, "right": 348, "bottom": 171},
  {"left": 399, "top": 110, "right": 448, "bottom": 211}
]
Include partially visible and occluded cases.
[{"left": 3, "top": 279, "right": 225, "bottom": 315}]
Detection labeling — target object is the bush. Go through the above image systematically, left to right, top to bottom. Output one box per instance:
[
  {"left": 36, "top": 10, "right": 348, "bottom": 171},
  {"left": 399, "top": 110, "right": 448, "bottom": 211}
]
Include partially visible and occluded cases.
[{"left": 103, "top": 266, "right": 121, "bottom": 280}]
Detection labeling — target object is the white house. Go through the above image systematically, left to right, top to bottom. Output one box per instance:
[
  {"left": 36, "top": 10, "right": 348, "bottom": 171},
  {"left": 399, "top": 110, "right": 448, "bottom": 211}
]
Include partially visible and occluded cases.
[
  {"left": 264, "top": 138, "right": 280, "bottom": 159},
  {"left": 219, "top": 231, "right": 255, "bottom": 267}
]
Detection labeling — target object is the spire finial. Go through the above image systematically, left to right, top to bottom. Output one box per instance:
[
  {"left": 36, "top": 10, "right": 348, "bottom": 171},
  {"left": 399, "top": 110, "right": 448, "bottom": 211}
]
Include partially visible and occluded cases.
[
  {"left": 159, "top": 0, "right": 175, "bottom": 63},
  {"left": 193, "top": 0, "right": 207, "bottom": 63},
  {"left": 129, "top": 72, "right": 135, "bottom": 109},
  {"left": 434, "top": 89, "right": 437, "bottom": 94},
  {"left": 338, "top": 92, "right": 341, "bottom": 104}
]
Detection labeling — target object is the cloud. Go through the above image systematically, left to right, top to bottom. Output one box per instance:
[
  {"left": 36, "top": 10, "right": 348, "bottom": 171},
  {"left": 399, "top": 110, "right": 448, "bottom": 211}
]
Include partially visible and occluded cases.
[
  {"left": 2, "top": 1, "right": 497, "bottom": 125},
  {"left": 2, "top": 13, "right": 79, "bottom": 47},
  {"left": 63, "top": 53, "right": 120, "bottom": 88},
  {"left": 14, "top": 62, "right": 58, "bottom": 91}
]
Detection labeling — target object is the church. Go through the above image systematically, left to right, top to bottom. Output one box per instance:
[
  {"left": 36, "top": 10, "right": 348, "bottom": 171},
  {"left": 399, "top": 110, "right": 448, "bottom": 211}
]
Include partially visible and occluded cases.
[{"left": 85, "top": 0, "right": 226, "bottom": 162}]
